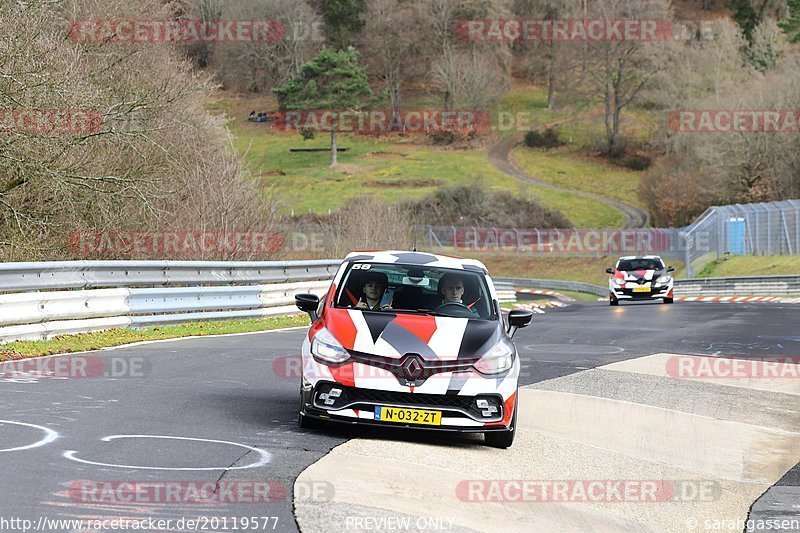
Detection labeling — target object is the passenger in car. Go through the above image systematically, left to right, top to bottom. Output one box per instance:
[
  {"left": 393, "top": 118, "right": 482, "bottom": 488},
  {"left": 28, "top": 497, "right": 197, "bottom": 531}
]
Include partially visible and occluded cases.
[{"left": 354, "top": 271, "right": 392, "bottom": 310}]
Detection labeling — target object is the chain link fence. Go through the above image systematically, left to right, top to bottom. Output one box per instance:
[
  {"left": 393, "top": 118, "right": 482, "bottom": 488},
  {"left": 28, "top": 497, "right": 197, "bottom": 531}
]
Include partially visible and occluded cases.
[
  {"left": 419, "top": 199, "right": 800, "bottom": 278},
  {"left": 681, "top": 199, "right": 800, "bottom": 277}
]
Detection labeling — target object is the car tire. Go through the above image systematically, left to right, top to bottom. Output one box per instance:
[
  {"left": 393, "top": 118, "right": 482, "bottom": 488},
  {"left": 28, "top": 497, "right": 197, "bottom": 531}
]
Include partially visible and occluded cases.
[
  {"left": 609, "top": 294, "right": 618, "bottom": 306},
  {"left": 664, "top": 297, "right": 674, "bottom": 304},
  {"left": 299, "top": 390, "right": 322, "bottom": 430},
  {"left": 484, "top": 399, "right": 517, "bottom": 449}
]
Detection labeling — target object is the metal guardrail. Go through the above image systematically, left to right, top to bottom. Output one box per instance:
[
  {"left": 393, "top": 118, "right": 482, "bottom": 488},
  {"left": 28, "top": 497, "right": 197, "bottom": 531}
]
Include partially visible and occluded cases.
[
  {"left": 1, "top": 259, "right": 796, "bottom": 343},
  {"left": 0, "top": 260, "right": 341, "bottom": 343},
  {"left": 0, "top": 260, "right": 342, "bottom": 293},
  {"left": 497, "top": 275, "right": 800, "bottom": 298},
  {"left": 674, "top": 275, "right": 800, "bottom": 297},
  {"left": 495, "top": 277, "right": 607, "bottom": 297},
  {"left": 492, "top": 282, "right": 518, "bottom": 303}
]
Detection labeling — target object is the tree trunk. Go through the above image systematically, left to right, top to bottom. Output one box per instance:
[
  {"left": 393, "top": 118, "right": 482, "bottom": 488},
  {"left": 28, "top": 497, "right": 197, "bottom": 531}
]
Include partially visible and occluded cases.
[
  {"left": 547, "top": 44, "right": 556, "bottom": 111},
  {"left": 389, "top": 75, "right": 402, "bottom": 130},
  {"left": 604, "top": 78, "right": 616, "bottom": 155},
  {"left": 605, "top": 81, "right": 624, "bottom": 157},
  {"left": 444, "top": 90, "right": 453, "bottom": 112},
  {"left": 330, "top": 129, "right": 338, "bottom": 166}
]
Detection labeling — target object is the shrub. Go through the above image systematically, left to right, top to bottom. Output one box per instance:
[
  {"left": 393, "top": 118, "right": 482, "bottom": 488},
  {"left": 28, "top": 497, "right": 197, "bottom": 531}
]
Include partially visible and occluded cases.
[
  {"left": 523, "top": 128, "right": 563, "bottom": 149},
  {"left": 613, "top": 154, "right": 652, "bottom": 171},
  {"left": 405, "top": 184, "right": 571, "bottom": 228}
]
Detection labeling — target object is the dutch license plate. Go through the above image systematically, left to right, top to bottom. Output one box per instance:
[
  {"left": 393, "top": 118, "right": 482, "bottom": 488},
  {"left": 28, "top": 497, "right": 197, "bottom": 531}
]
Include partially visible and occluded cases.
[
  {"left": 633, "top": 286, "right": 651, "bottom": 293},
  {"left": 374, "top": 406, "right": 442, "bottom": 426}
]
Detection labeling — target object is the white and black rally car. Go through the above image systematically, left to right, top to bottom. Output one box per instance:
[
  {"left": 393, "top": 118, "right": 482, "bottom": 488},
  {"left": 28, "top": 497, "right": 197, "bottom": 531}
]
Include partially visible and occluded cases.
[
  {"left": 294, "top": 251, "right": 533, "bottom": 448},
  {"left": 606, "top": 255, "right": 675, "bottom": 306}
]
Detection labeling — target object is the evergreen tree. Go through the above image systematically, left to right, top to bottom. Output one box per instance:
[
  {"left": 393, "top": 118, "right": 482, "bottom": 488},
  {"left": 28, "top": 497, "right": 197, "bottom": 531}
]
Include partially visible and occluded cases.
[{"left": 273, "top": 48, "right": 372, "bottom": 166}]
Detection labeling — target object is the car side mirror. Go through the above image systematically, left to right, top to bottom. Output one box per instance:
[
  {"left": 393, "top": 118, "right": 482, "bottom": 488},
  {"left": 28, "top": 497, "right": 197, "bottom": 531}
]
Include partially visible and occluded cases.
[
  {"left": 667, "top": 266, "right": 675, "bottom": 273},
  {"left": 605, "top": 268, "right": 614, "bottom": 274},
  {"left": 296, "top": 293, "right": 320, "bottom": 321},
  {"left": 507, "top": 309, "right": 534, "bottom": 338}
]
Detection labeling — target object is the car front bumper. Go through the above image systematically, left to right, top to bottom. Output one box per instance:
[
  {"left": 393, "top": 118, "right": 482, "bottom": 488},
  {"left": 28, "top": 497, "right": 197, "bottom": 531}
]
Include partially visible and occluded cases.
[
  {"left": 609, "top": 282, "right": 673, "bottom": 300},
  {"left": 299, "top": 336, "right": 519, "bottom": 431},
  {"left": 300, "top": 381, "right": 516, "bottom": 432}
]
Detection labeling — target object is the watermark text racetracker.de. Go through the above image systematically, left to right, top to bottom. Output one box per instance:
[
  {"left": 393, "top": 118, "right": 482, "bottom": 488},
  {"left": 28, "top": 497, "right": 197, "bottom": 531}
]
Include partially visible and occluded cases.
[
  {"left": 458, "top": 18, "right": 672, "bottom": 42},
  {"left": 68, "top": 19, "right": 285, "bottom": 44},
  {"left": 0, "top": 109, "right": 103, "bottom": 135},
  {"left": 271, "top": 109, "right": 491, "bottom": 135},
  {"left": 667, "top": 110, "right": 800, "bottom": 133},
  {"left": 431, "top": 227, "right": 711, "bottom": 256},
  {"left": 68, "top": 230, "right": 329, "bottom": 257},
  {"left": 69, "top": 230, "right": 286, "bottom": 257},
  {"left": 666, "top": 355, "right": 800, "bottom": 379},
  {"left": 0, "top": 356, "right": 148, "bottom": 382},
  {"left": 457, "top": 479, "right": 720, "bottom": 503},
  {"left": 68, "top": 480, "right": 334, "bottom": 505}
]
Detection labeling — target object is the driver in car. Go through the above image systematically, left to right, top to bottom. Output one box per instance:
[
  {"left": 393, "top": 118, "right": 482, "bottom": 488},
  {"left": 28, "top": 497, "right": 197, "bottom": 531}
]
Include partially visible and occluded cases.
[
  {"left": 355, "top": 271, "right": 392, "bottom": 310},
  {"left": 438, "top": 273, "right": 480, "bottom": 317}
]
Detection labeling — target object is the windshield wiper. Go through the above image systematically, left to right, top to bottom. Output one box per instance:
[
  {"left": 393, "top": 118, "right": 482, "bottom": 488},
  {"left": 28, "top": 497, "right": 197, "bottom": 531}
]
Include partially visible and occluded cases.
[{"left": 411, "top": 308, "right": 447, "bottom": 317}]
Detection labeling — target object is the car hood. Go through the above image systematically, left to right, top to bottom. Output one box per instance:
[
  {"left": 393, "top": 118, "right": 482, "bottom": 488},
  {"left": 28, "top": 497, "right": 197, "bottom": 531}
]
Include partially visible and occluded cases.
[{"left": 323, "top": 308, "right": 504, "bottom": 361}]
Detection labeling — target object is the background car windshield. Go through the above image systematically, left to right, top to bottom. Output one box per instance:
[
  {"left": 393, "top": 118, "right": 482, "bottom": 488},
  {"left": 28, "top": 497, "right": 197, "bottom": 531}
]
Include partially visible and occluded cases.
[
  {"left": 617, "top": 258, "right": 664, "bottom": 271},
  {"left": 335, "top": 263, "right": 495, "bottom": 320}
]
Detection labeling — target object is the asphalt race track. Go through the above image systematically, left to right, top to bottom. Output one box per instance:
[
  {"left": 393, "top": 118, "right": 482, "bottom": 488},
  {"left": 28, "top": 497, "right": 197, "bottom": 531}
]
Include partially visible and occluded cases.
[{"left": 1, "top": 300, "right": 799, "bottom": 532}]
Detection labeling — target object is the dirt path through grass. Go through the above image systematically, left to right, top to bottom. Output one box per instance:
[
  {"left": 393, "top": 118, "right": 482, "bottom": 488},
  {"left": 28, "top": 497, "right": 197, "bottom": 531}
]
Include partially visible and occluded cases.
[{"left": 486, "top": 111, "right": 650, "bottom": 229}]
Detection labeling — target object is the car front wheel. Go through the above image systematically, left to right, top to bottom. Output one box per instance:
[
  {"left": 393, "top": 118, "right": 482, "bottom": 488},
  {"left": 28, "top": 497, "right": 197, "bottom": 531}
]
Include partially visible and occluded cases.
[
  {"left": 609, "top": 293, "right": 619, "bottom": 306},
  {"left": 299, "top": 389, "right": 322, "bottom": 429},
  {"left": 484, "top": 400, "right": 517, "bottom": 449}
]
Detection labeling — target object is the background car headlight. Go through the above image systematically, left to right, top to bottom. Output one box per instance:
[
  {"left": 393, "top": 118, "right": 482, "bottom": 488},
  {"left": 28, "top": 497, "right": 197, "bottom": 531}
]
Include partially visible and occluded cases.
[
  {"left": 657, "top": 275, "right": 671, "bottom": 284},
  {"left": 311, "top": 327, "right": 350, "bottom": 364},
  {"left": 473, "top": 338, "right": 514, "bottom": 375}
]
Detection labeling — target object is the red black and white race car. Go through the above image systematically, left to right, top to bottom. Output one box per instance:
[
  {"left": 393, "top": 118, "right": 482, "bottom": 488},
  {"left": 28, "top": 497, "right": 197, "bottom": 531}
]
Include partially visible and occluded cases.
[
  {"left": 294, "top": 250, "right": 533, "bottom": 448},
  {"left": 606, "top": 255, "right": 675, "bottom": 306}
]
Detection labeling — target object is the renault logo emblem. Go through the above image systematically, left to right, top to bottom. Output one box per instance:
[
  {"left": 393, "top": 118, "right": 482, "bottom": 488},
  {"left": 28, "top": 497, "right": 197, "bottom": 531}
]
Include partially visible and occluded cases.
[{"left": 401, "top": 355, "right": 424, "bottom": 380}]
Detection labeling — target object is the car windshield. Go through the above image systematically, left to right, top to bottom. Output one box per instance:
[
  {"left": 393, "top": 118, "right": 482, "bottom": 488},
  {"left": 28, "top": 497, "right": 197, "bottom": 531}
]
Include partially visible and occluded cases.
[
  {"left": 617, "top": 258, "right": 664, "bottom": 271},
  {"left": 334, "top": 262, "right": 496, "bottom": 320}
]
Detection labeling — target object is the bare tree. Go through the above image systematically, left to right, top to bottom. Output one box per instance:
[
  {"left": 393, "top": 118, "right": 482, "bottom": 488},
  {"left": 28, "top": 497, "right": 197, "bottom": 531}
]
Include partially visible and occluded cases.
[
  {"left": 0, "top": 0, "right": 279, "bottom": 260},
  {"left": 211, "top": 0, "right": 325, "bottom": 93},
  {"left": 359, "top": 0, "right": 420, "bottom": 118},
  {"left": 423, "top": 0, "right": 512, "bottom": 111},
  {"left": 423, "top": 0, "right": 462, "bottom": 111},
  {"left": 514, "top": 0, "right": 583, "bottom": 109},
  {"left": 577, "top": 0, "right": 672, "bottom": 156}
]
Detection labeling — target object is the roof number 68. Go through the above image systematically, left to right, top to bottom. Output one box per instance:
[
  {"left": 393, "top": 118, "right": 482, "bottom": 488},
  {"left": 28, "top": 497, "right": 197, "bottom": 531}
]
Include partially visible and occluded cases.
[{"left": 352, "top": 263, "right": 371, "bottom": 270}]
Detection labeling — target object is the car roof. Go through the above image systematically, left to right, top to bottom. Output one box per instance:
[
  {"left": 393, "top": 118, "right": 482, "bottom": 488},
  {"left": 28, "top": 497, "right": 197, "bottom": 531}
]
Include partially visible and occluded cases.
[
  {"left": 343, "top": 250, "right": 489, "bottom": 273},
  {"left": 617, "top": 255, "right": 663, "bottom": 260}
]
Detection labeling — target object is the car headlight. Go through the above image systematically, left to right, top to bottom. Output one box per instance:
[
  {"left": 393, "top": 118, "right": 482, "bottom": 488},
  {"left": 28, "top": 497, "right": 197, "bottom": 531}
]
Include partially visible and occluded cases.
[
  {"left": 656, "top": 275, "right": 671, "bottom": 284},
  {"left": 615, "top": 277, "right": 627, "bottom": 286},
  {"left": 311, "top": 327, "right": 350, "bottom": 364},
  {"left": 473, "top": 338, "right": 514, "bottom": 376}
]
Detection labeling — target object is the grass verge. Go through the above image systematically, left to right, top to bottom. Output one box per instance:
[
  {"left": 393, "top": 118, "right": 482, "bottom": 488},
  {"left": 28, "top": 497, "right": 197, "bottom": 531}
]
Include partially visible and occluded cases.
[
  {"left": 511, "top": 145, "right": 646, "bottom": 210},
  {"left": 698, "top": 256, "right": 800, "bottom": 278},
  {"left": 0, "top": 315, "right": 309, "bottom": 361}
]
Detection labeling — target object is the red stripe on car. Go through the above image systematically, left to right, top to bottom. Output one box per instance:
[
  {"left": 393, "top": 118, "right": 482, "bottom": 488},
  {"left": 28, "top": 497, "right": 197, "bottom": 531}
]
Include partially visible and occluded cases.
[
  {"left": 324, "top": 308, "right": 358, "bottom": 350},
  {"left": 392, "top": 314, "right": 438, "bottom": 344}
]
